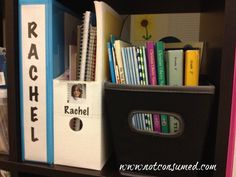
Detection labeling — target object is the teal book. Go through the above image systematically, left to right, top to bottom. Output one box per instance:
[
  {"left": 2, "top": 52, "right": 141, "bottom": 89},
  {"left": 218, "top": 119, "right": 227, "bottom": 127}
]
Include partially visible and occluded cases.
[
  {"left": 19, "top": 0, "right": 79, "bottom": 163},
  {"left": 156, "top": 41, "right": 166, "bottom": 85},
  {"left": 156, "top": 41, "right": 169, "bottom": 133},
  {"left": 166, "top": 49, "right": 184, "bottom": 86},
  {"left": 160, "top": 114, "right": 169, "bottom": 133}
]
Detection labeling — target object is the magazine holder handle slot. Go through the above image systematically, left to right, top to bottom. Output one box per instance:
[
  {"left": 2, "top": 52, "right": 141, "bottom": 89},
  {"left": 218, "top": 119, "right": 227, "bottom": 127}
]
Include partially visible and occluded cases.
[{"left": 129, "top": 111, "right": 184, "bottom": 137}]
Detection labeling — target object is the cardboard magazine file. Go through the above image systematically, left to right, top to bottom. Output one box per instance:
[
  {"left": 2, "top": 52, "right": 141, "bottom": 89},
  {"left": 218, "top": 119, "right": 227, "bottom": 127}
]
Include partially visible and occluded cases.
[
  {"left": 54, "top": 1, "right": 124, "bottom": 170},
  {"left": 53, "top": 77, "right": 108, "bottom": 170},
  {"left": 105, "top": 82, "right": 215, "bottom": 177}
]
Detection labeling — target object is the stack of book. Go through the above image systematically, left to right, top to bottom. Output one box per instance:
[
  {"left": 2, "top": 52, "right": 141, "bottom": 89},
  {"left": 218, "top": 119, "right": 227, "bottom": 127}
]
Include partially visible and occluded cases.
[
  {"left": 67, "top": 11, "right": 97, "bottom": 82},
  {"left": 108, "top": 40, "right": 203, "bottom": 134}
]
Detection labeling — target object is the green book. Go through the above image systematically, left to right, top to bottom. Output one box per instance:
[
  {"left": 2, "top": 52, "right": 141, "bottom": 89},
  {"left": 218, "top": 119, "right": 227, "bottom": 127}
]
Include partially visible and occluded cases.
[
  {"left": 156, "top": 41, "right": 166, "bottom": 85},
  {"left": 156, "top": 41, "right": 169, "bottom": 133},
  {"left": 160, "top": 114, "right": 169, "bottom": 133}
]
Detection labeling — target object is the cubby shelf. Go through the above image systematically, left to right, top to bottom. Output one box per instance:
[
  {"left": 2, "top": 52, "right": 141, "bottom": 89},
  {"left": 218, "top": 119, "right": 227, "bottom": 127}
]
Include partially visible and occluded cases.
[
  {"left": 2, "top": 0, "right": 236, "bottom": 176},
  {"left": 0, "top": 155, "right": 123, "bottom": 177}
]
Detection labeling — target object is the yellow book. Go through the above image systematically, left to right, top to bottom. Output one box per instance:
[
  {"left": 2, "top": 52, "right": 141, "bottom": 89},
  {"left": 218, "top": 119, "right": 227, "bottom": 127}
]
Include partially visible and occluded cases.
[{"left": 184, "top": 50, "right": 200, "bottom": 86}]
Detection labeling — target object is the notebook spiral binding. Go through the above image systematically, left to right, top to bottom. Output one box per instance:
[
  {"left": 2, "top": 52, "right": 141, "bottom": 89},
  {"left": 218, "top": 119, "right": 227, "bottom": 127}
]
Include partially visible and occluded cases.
[{"left": 77, "top": 11, "right": 97, "bottom": 81}]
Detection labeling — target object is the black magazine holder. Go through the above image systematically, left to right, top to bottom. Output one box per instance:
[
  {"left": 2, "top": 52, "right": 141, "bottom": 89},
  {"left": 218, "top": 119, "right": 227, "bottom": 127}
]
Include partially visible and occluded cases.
[{"left": 105, "top": 82, "right": 215, "bottom": 177}]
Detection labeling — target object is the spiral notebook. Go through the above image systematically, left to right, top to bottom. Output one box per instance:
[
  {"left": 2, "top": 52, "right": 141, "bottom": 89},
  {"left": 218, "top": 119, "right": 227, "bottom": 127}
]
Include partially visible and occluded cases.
[{"left": 77, "top": 11, "right": 97, "bottom": 81}]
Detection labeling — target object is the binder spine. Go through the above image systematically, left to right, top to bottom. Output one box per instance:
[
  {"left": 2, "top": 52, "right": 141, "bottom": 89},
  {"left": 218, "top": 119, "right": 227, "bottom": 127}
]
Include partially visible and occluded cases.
[{"left": 19, "top": 2, "right": 49, "bottom": 163}]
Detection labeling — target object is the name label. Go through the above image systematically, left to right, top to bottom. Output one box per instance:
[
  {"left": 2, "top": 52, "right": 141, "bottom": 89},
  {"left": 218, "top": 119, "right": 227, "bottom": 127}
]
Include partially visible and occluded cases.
[{"left": 64, "top": 106, "right": 89, "bottom": 116}]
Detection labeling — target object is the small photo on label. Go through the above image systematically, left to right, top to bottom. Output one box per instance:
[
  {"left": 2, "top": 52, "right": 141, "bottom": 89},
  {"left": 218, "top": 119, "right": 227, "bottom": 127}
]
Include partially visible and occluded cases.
[{"left": 67, "top": 83, "right": 86, "bottom": 103}]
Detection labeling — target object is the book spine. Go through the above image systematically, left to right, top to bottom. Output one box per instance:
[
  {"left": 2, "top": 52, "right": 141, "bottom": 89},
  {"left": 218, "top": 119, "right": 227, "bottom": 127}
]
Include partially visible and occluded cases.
[
  {"left": 114, "top": 41, "right": 127, "bottom": 84},
  {"left": 146, "top": 41, "right": 157, "bottom": 85},
  {"left": 156, "top": 41, "right": 166, "bottom": 85},
  {"left": 107, "top": 42, "right": 116, "bottom": 83},
  {"left": 112, "top": 46, "right": 120, "bottom": 84},
  {"left": 142, "top": 46, "right": 149, "bottom": 85},
  {"left": 121, "top": 47, "right": 129, "bottom": 84},
  {"left": 127, "top": 47, "right": 136, "bottom": 85},
  {"left": 132, "top": 47, "right": 140, "bottom": 85},
  {"left": 166, "top": 50, "right": 184, "bottom": 86},
  {"left": 185, "top": 50, "right": 200, "bottom": 86},
  {"left": 153, "top": 114, "right": 161, "bottom": 132},
  {"left": 160, "top": 114, "right": 169, "bottom": 133},
  {"left": 169, "top": 116, "right": 180, "bottom": 133}
]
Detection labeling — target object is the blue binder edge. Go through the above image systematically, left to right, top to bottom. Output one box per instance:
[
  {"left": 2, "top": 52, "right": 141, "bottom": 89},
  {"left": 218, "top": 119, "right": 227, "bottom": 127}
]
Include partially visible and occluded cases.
[{"left": 18, "top": 0, "right": 54, "bottom": 164}]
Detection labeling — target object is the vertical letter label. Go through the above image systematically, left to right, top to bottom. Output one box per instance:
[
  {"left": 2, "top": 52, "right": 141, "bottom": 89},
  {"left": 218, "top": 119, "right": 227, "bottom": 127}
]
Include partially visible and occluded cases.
[
  {"left": 21, "top": 5, "right": 47, "bottom": 161},
  {"left": 28, "top": 22, "right": 38, "bottom": 38},
  {"left": 28, "top": 44, "right": 39, "bottom": 59},
  {"left": 29, "top": 65, "right": 38, "bottom": 81},
  {"left": 31, "top": 107, "right": 38, "bottom": 122}
]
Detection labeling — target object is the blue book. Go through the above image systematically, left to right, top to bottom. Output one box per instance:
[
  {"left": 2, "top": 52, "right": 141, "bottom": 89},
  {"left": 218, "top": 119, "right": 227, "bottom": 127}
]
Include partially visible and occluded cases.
[
  {"left": 19, "top": 0, "right": 79, "bottom": 163},
  {"left": 107, "top": 42, "right": 116, "bottom": 83},
  {"left": 121, "top": 47, "right": 130, "bottom": 84}
]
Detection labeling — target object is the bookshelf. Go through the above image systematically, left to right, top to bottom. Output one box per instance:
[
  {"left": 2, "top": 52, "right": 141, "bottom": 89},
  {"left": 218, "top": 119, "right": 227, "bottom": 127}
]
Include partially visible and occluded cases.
[{"left": 1, "top": 0, "right": 236, "bottom": 177}]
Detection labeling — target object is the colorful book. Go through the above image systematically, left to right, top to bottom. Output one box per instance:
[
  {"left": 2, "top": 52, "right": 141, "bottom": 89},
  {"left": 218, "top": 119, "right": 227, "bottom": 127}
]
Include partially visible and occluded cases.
[
  {"left": 19, "top": 0, "right": 78, "bottom": 163},
  {"left": 110, "top": 35, "right": 120, "bottom": 84},
  {"left": 114, "top": 40, "right": 130, "bottom": 84},
  {"left": 146, "top": 41, "right": 157, "bottom": 85},
  {"left": 155, "top": 41, "right": 169, "bottom": 133},
  {"left": 156, "top": 41, "right": 166, "bottom": 85},
  {"left": 107, "top": 42, "right": 116, "bottom": 83},
  {"left": 146, "top": 42, "right": 161, "bottom": 132},
  {"left": 112, "top": 44, "right": 120, "bottom": 83},
  {"left": 141, "top": 46, "right": 149, "bottom": 85},
  {"left": 121, "top": 47, "right": 130, "bottom": 84},
  {"left": 127, "top": 47, "right": 136, "bottom": 85},
  {"left": 132, "top": 47, "right": 140, "bottom": 85},
  {"left": 166, "top": 49, "right": 184, "bottom": 86},
  {"left": 185, "top": 49, "right": 200, "bottom": 86},
  {"left": 153, "top": 114, "right": 161, "bottom": 132},
  {"left": 160, "top": 115, "right": 169, "bottom": 133}
]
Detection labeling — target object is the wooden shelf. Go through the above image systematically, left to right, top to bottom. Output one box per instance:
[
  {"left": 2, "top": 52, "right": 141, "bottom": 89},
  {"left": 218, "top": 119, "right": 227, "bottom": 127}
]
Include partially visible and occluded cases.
[
  {"left": 57, "top": 0, "right": 225, "bottom": 14},
  {"left": 0, "top": 155, "right": 123, "bottom": 177}
]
